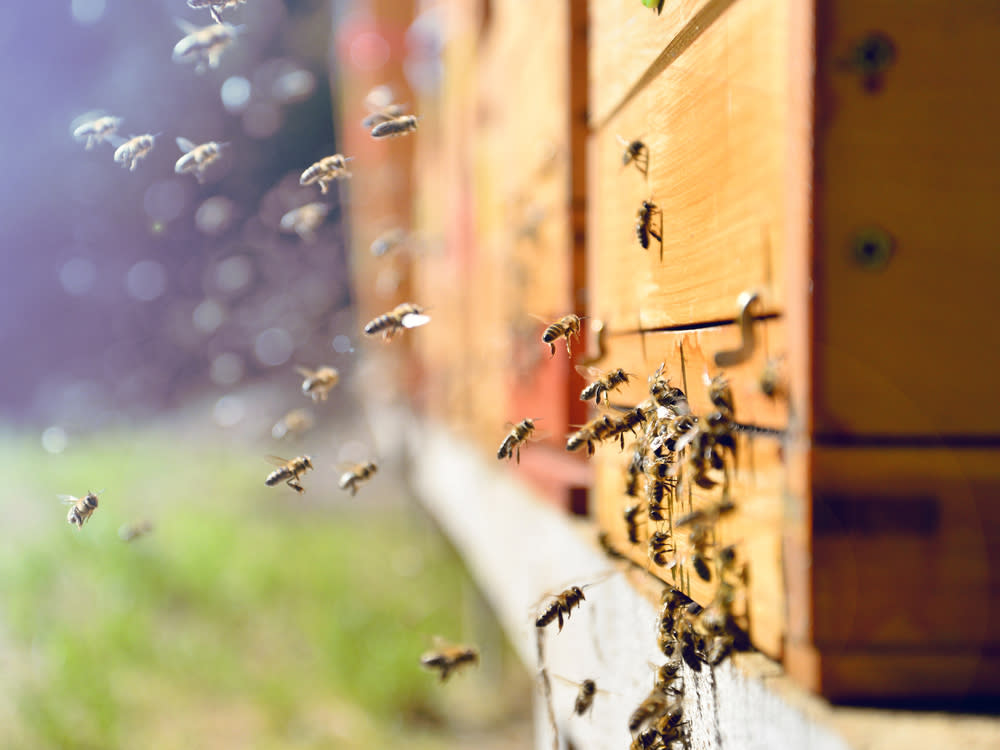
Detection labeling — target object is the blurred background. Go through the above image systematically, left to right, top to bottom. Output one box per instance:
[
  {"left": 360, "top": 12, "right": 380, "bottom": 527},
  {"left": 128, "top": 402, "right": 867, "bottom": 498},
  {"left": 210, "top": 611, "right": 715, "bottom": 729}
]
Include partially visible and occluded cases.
[{"left": 0, "top": 1, "right": 531, "bottom": 747}]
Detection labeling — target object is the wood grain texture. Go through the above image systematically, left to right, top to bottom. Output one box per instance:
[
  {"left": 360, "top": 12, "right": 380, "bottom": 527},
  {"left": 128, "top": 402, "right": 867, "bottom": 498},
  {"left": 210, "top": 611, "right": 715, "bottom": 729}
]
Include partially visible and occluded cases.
[
  {"left": 587, "top": 0, "right": 788, "bottom": 333},
  {"left": 589, "top": 0, "right": 731, "bottom": 127},
  {"left": 813, "top": 0, "right": 1000, "bottom": 437},
  {"left": 591, "top": 322, "right": 789, "bottom": 658}
]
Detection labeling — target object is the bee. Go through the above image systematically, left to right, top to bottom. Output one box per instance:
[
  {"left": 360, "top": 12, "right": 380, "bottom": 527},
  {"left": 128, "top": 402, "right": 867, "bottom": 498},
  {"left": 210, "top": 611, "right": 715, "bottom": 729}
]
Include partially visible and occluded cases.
[
  {"left": 187, "top": 0, "right": 246, "bottom": 25},
  {"left": 172, "top": 19, "right": 241, "bottom": 74},
  {"left": 361, "top": 84, "right": 407, "bottom": 129},
  {"left": 370, "top": 114, "right": 418, "bottom": 138},
  {"left": 73, "top": 115, "right": 123, "bottom": 150},
  {"left": 111, "top": 133, "right": 158, "bottom": 171},
  {"left": 616, "top": 135, "right": 648, "bottom": 175},
  {"left": 175, "top": 137, "right": 229, "bottom": 183},
  {"left": 299, "top": 154, "right": 353, "bottom": 194},
  {"left": 635, "top": 200, "right": 662, "bottom": 251},
  {"left": 279, "top": 203, "right": 331, "bottom": 242},
  {"left": 370, "top": 227, "right": 406, "bottom": 257},
  {"left": 363, "top": 302, "right": 431, "bottom": 341},
  {"left": 541, "top": 314, "right": 582, "bottom": 356},
  {"left": 759, "top": 355, "right": 787, "bottom": 399},
  {"left": 648, "top": 364, "right": 689, "bottom": 415},
  {"left": 296, "top": 366, "right": 339, "bottom": 402},
  {"left": 577, "top": 366, "right": 632, "bottom": 405},
  {"left": 707, "top": 373, "right": 735, "bottom": 419},
  {"left": 610, "top": 406, "right": 648, "bottom": 449},
  {"left": 271, "top": 408, "right": 315, "bottom": 440},
  {"left": 566, "top": 415, "right": 616, "bottom": 456},
  {"left": 497, "top": 418, "right": 536, "bottom": 464},
  {"left": 625, "top": 444, "right": 645, "bottom": 497},
  {"left": 264, "top": 455, "right": 314, "bottom": 494},
  {"left": 339, "top": 461, "right": 377, "bottom": 496},
  {"left": 646, "top": 475, "right": 675, "bottom": 522},
  {"left": 60, "top": 491, "right": 101, "bottom": 529},
  {"left": 624, "top": 502, "right": 643, "bottom": 544},
  {"left": 118, "top": 520, "right": 154, "bottom": 542},
  {"left": 648, "top": 530, "right": 673, "bottom": 567},
  {"left": 597, "top": 531, "right": 626, "bottom": 560},
  {"left": 535, "top": 585, "right": 586, "bottom": 632},
  {"left": 676, "top": 612, "right": 705, "bottom": 671},
  {"left": 420, "top": 639, "right": 480, "bottom": 682},
  {"left": 654, "top": 659, "right": 683, "bottom": 694},
  {"left": 551, "top": 676, "right": 605, "bottom": 717},
  {"left": 628, "top": 687, "right": 669, "bottom": 733},
  {"left": 653, "top": 704, "right": 686, "bottom": 743},
  {"left": 629, "top": 727, "right": 663, "bottom": 750}
]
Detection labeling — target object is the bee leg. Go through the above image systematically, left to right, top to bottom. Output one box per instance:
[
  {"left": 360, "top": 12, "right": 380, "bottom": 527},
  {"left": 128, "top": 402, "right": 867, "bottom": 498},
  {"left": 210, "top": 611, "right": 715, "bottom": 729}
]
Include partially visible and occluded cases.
[
  {"left": 211, "top": 8, "right": 223, "bottom": 23},
  {"left": 319, "top": 181, "right": 329, "bottom": 195},
  {"left": 548, "top": 342, "right": 556, "bottom": 356},
  {"left": 515, "top": 445, "right": 521, "bottom": 465},
  {"left": 287, "top": 478, "right": 305, "bottom": 494},
  {"left": 350, "top": 483, "right": 358, "bottom": 497}
]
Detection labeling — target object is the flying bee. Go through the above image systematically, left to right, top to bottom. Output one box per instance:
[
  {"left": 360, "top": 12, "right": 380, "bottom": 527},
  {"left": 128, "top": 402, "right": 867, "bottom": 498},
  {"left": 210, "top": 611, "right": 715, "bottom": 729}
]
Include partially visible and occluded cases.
[
  {"left": 187, "top": 0, "right": 246, "bottom": 25},
  {"left": 172, "top": 19, "right": 242, "bottom": 74},
  {"left": 361, "top": 84, "right": 407, "bottom": 128},
  {"left": 370, "top": 114, "right": 418, "bottom": 138},
  {"left": 73, "top": 115, "right": 123, "bottom": 150},
  {"left": 111, "top": 133, "right": 158, "bottom": 171},
  {"left": 616, "top": 135, "right": 648, "bottom": 175},
  {"left": 175, "top": 137, "right": 229, "bottom": 183},
  {"left": 299, "top": 154, "right": 353, "bottom": 194},
  {"left": 635, "top": 200, "right": 662, "bottom": 251},
  {"left": 279, "top": 203, "right": 330, "bottom": 242},
  {"left": 370, "top": 227, "right": 406, "bottom": 257},
  {"left": 363, "top": 302, "right": 431, "bottom": 341},
  {"left": 539, "top": 314, "right": 582, "bottom": 356},
  {"left": 296, "top": 365, "right": 339, "bottom": 402},
  {"left": 577, "top": 365, "right": 632, "bottom": 405},
  {"left": 609, "top": 406, "right": 648, "bottom": 449},
  {"left": 271, "top": 408, "right": 314, "bottom": 440},
  {"left": 566, "top": 415, "right": 616, "bottom": 456},
  {"left": 497, "top": 418, "right": 537, "bottom": 464},
  {"left": 265, "top": 455, "right": 314, "bottom": 494},
  {"left": 339, "top": 461, "right": 377, "bottom": 496},
  {"left": 60, "top": 491, "right": 101, "bottom": 529},
  {"left": 624, "top": 502, "right": 643, "bottom": 544},
  {"left": 118, "top": 519, "right": 154, "bottom": 542},
  {"left": 648, "top": 530, "right": 673, "bottom": 567},
  {"left": 535, "top": 585, "right": 586, "bottom": 632},
  {"left": 420, "top": 639, "right": 480, "bottom": 682},
  {"left": 552, "top": 676, "right": 610, "bottom": 717},
  {"left": 628, "top": 687, "right": 669, "bottom": 733}
]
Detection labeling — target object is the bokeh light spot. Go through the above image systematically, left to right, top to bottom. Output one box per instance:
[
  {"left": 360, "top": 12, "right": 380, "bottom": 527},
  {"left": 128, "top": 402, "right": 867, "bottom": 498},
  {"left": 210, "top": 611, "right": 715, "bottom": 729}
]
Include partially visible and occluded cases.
[
  {"left": 71, "top": 0, "right": 106, "bottom": 25},
  {"left": 350, "top": 31, "right": 391, "bottom": 71},
  {"left": 272, "top": 69, "right": 316, "bottom": 103},
  {"left": 221, "top": 76, "right": 252, "bottom": 113},
  {"left": 143, "top": 179, "right": 188, "bottom": 224},
  {"left": 195, "top": 196, "right": 236, "bottom": 236},
  {"left": 215, "top": 255, "right": 252, "bottom": 293},
  {"left": 59, "top": 258, "right": 97, "bottom": 296},
  {"left": 125, "top": 261, "right": 167, "bottom": 302},
  {"left": 193, "top": 299, "right": 225, "bottom": 333},
  {"left": 254, "top": 327, "right": 294, "bottom": 366},
  {"left": 332, "top": 334, "right": 354, "bottom": 353},
  {"left": 210, "top": 353, "right": 244, "bottom": 386},
  {"left": 213, "top": 394, "right": 245, "bottom": 427},
  {"left": 41, "top": 426, "right": 68, "bottom": 454}
]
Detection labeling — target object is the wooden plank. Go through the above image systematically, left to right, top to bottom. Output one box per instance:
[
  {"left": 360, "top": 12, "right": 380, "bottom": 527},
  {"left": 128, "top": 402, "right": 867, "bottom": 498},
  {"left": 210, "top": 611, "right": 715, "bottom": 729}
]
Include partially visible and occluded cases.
[
  {"left": 587, "top": 0, "right": 788, "bottom": 333},
  {"left": 589, "top": 0, "right": 727, "bottom": 127},
  {"left": 813, "top": 0, "right": 1000, "bottom": 437},
  {"left": 591, "top": 321, "right": 789, "bottom": 658}
]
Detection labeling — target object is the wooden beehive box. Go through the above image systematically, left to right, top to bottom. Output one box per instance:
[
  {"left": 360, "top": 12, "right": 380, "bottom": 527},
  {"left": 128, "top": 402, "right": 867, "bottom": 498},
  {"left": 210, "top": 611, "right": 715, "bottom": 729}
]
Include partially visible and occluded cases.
[{"left": 346, "top": 0, "right": 1000, "bottom": 703}]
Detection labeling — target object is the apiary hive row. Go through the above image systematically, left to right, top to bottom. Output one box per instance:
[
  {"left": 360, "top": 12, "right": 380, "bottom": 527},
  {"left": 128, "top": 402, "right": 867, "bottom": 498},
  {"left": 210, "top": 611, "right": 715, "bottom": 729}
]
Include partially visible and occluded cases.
[{"left": 346, "top": 0, "right": 1000, "bottom": 703}]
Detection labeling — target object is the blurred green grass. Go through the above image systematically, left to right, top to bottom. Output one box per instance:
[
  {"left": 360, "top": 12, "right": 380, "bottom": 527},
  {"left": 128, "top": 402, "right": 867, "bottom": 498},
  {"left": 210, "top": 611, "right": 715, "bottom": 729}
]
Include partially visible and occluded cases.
[{"left": 0, "top": 428, "right": 528, "bottom": 750}]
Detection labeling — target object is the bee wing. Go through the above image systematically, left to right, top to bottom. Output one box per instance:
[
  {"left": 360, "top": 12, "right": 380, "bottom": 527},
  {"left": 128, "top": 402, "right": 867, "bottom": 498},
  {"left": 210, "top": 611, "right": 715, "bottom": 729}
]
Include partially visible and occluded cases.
[
  {"left": 364, "top": 84, "right": 396, "bottom": 111},
  {"left": 107, "top": 134, "right": 127, "bottom": 148},
  {"left": 176, "top": 136, "right": 197, "bottom": 153},
  {"left": 400, "top": 312, "right": 431, "bottom": 329},
  {"left": 575, "top": 364, "right": 604, "bottom": 380},
  {"left": 295, "top": 366, "right": 316, "bottom": 378},
  {"left": 265, "top": 455, "right": 292, "bottom": 466},
  {"left": 57, "top": 494, "right": 80, "bottom": 506}
]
